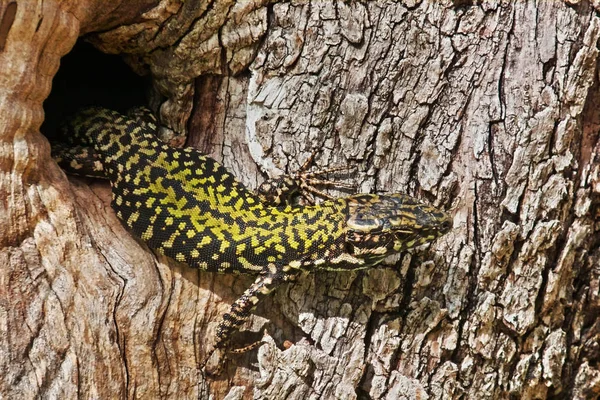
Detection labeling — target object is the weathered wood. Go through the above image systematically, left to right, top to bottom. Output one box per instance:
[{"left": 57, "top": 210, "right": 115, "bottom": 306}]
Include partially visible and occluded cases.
[{"left": 1, "top": 1, "right": 600, "bottom": 399}]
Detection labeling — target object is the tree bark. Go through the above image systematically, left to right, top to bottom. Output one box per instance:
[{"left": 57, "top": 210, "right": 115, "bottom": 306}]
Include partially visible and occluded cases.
[{"left": 1, "top": 1, "right": 600, "bottom": 399}]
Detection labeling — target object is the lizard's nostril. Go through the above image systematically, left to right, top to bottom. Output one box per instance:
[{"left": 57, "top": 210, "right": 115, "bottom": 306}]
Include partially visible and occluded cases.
[{"left": 440, "top": 220, "right": 452, "bottom": 232}]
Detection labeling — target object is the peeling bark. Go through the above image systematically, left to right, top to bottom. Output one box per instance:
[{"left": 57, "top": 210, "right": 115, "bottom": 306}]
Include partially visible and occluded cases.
[{"left": 1, "top": 1, "right": 600, "bottom": 399}]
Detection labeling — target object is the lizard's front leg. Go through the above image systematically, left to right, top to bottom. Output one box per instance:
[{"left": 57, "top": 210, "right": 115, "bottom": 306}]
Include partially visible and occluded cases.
[
  {"left": 257, "top": 167, "right": 354, "bottom": 206},
  {"left": 202, "top": 267, "right": 297, "bottom": 374}
]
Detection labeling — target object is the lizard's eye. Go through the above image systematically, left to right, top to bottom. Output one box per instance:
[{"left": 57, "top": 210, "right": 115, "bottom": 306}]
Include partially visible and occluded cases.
[{"left": 393, "top": 230, "right": 414, "bottom": 242}]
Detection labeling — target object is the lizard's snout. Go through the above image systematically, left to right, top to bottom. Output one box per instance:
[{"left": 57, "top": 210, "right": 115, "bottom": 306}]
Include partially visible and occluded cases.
[{"left": 345, "top": 193, "right": 451, "bottom": 258}]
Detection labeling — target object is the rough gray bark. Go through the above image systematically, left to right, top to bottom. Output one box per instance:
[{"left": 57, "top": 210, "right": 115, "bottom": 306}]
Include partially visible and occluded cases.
[{"left": 1, "top": 0, "right": 600, "bottom": 399}]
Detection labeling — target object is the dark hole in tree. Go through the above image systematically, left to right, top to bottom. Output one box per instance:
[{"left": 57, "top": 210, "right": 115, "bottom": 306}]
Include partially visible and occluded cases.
[{"left": 42, "top": 40, "right": 148, "bottom": 140}]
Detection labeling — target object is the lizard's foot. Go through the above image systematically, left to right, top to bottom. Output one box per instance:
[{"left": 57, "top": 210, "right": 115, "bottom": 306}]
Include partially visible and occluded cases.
[
  {"left": 257, "top": 151, "right": 356, "bottom": 206},
  {"left": 200, "top": 340, "right": 267, "bottom": 377}
]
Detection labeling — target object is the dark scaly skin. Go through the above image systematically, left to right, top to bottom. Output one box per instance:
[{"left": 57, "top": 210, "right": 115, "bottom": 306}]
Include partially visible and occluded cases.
[{"left": 52, "top": 106, "right": 452, "bottom": 370}]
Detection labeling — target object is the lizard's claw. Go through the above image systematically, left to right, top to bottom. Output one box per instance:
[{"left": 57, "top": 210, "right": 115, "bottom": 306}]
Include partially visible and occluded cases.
[
  {"left": 257, "top": 150, "right": 356, "bottom": 206},
  {"left": 292, "top": 166, "right": 356, "bottom": 203},
  {"left": 200, "top": 340, "right": 267, "bottom": 377}
]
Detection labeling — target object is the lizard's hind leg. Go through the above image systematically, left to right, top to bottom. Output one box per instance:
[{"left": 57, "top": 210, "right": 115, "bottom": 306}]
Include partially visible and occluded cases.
[
  {"left": 52, "top": 106, "right": 159, "bottom": 179},
  {"left": 126, "top": 106, "right": 159, "bottom": 134},
  {"left": 51, "top": 143, "right": 106, "bottom": 178}
]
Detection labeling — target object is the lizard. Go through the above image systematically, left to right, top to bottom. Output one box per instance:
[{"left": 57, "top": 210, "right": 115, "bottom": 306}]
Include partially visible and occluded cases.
[{"left": 51, "top": 106, "right": 453, "bottom": 373}]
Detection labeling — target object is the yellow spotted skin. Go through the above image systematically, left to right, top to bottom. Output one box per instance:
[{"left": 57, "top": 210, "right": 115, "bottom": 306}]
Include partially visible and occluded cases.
[{"left": 52, "top": 106, "right": 452, "bottom": 364}]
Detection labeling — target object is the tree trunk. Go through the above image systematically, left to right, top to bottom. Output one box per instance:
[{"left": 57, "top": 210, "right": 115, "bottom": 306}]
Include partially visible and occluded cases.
[{"left": 1, "top": 1, "right": 600, "bottom": 399}]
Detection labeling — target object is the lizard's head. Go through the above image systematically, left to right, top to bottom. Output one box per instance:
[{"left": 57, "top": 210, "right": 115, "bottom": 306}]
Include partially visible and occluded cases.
[{"left": 344, "top": 194, "right": 451, "bottom": 265}]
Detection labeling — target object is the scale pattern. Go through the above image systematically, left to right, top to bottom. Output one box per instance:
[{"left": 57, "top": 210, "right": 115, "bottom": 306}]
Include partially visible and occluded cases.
[{"left": 52, "top": 106, "right": 452, "bottom": 369}]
